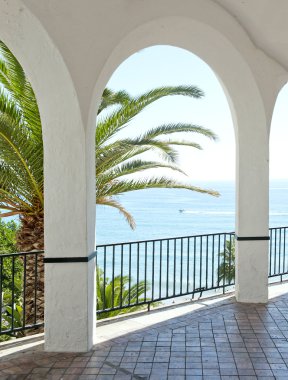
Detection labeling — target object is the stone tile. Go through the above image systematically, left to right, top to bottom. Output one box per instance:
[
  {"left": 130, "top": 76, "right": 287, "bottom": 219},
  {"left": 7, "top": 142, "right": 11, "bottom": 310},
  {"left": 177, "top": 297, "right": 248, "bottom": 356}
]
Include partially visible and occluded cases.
[
  {"left": 2, "top": 286, "right": 288, "bottom": 379},
  {"left": 63, "top": 367, "right": 83, "bottom": 375},
  {"left": 220, "top": 367, "right": 238, "bottom": 376},
  {"left": 82, "top": 368, "right": 100, "bottom": 375},
  {"left": 168, "top": 368, "right": 185, "bottom": 375},
  {"left": 254, "top": 368, "right": 274, "bottom": 376},
  {"left": 237, "top": 369, "right": 256, "bottom": 376},
  {"left": 113, "top": 375, "right": 132, "bottom": 380},
  {"left": 149, "top": 375, "right": 168, "bottom": 380}
]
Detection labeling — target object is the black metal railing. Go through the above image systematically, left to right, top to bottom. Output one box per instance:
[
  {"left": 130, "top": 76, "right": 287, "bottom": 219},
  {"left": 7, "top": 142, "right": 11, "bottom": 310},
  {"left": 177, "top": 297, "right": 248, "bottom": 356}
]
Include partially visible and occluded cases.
[
  {"left": 1, "top": 226, "right": 288, "bottom": 335},
  {"left": 269, "top": 226, "right": 288, "bottom": 280},
  {"left": 96, "top": 227, "right": 288, "bottom": 316},
  {"left": 95, "top": 232, "right": 236, "bottom": 316},
  {"left": 0, "top": 251, "right": 44, "bottom": 336}
]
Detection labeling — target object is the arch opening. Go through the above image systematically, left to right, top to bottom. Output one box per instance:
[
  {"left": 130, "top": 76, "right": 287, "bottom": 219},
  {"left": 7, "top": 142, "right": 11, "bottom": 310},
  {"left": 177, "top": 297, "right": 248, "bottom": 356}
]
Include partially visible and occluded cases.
[
  {"left": 0, "top": 4, "right": 272, "bottom": 346},
  {"left": 88, "top": 16, "right": 270, "bottom": 307},
  {"left": 94, "top": 44, "right": 237, "bottom": 318},
  {"left": 96, "top": 45, "right": 236, "bottom": 243},
  {"left": 269, "top": 82, "right": 288, "bottom": 280}
]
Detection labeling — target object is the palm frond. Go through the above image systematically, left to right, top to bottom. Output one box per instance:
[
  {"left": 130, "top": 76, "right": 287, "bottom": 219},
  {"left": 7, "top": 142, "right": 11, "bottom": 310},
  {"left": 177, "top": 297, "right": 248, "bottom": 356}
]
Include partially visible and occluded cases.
[
  {"left": 0, "top": 41, "right": 42, "bottom": 141},
  {"left": 0, "top": 42, "right": 218, "bottom": 233},
  {"left": 96, "top": 85, "right": 204, "bottom": 146},
  {"left": 98, "top": 88, "right": 132, "bottom": 114},
  {"left": 0, "top": 89, "right": 23, "bottom": 126},
  {"left": 0, "top": 115, "right": 43, "bottom": 206},
  {"left": 142, "top": 123, "right": 217, "bottom": 141},
  {"left": 165, "top": 140, "right": 202, "bottom": 149},
  {"left": 100, "top": 159, "right": 187, "bottom": 182},
  {"left": 0, "top": 165, "right": 35, "bottom": 211},
  {"left": 97, "top": 177, "right": 220, "bottom": 199},
  {"left": 97, "top": 197, "right": 136, "bottom": 229}
]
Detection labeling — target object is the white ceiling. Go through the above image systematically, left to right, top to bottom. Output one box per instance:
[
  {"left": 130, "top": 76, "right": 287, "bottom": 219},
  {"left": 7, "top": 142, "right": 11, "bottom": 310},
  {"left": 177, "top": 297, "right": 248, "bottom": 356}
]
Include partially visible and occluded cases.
[
  {"left": 21, "top": 0, "right": 288, "bottom": 79},
  {"left": 22, "top": 0, "right": 288, "bottom": 72},
  {"left": 214, "top": 0, "right": 288, "bottom": 71}
]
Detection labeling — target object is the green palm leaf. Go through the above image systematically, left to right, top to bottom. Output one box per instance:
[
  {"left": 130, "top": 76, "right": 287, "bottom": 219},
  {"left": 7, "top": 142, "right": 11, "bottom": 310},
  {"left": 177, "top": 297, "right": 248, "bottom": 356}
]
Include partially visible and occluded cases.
[
  {"left": 0, "top": 40, "right": 219, "bottom": 236},
  {"left": 0, "top": 41, "right": 43, "bottom": 224},
  {"left": 96, "top": 86, "right": 219, "bottom": 228},
  {"left": 96, "top": 86, "right": 204, "bottom": 146},
  {"left": 97, "top": 88, "right": 131, "bottom": 114},
  {"left": 142, "top": 123, "right": 217, "bottom": 141},
  {"left": 98, "top": 177, "right": 219, "bottom": 198},
  {"left": 96, "top": 267, "right": 149, "bottom": 319}
]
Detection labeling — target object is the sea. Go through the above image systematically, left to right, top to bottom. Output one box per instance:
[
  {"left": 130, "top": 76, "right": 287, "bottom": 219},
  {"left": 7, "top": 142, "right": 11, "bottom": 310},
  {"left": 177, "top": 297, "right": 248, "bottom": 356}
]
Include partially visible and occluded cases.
[{"left": 96, "top": 179, "right": 288, "bottom": 245}]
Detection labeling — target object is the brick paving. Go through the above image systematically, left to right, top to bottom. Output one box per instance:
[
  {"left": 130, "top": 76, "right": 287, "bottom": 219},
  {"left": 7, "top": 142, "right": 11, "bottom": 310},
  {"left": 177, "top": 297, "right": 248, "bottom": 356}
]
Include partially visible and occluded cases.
[{"left": 2, "top": 286, "right": 288, "bottom": 379}]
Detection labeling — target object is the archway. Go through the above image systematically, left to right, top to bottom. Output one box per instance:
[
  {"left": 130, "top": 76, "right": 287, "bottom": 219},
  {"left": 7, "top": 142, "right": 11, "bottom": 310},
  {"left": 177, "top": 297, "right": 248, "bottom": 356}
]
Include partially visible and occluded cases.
[
  {"left": 0, "top": 1, "right": 271, "bottom": 351},
  {"left": 0, "top": 2, "right": 96, "bottom": 352},
  {"left": 88, "top": 16, "right": 269, "bottom": 314},
  {"left": 94, "top": 44, "right": 237, "bottom": 318},
  {"left": 96, "top": 45, "right": 235, "bottom": 242},
  {"left": 96, "top": 46, "right": 235, "bottom": 317},
  {"left": 269, "top": 82, "right": 288, "bottom": 280}
]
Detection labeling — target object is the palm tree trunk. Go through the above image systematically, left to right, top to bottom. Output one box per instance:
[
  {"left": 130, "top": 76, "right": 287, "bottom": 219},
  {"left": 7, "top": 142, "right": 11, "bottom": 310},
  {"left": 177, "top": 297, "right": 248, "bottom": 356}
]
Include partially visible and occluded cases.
[{"left": 16, "top": 213, "right": 44, "bottom": 327}]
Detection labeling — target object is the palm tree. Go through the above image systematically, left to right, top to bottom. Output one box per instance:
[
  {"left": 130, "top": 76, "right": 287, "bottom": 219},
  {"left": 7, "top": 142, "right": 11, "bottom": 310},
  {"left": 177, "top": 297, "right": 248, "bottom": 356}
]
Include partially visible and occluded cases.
[
  {"left": 0, "top": 40, "right": 219, "bottom": 324},
  {"left": 0, "top": 41, "right": 44, "bottom": 325},
  {"left": 96, "top": 86, "right": 219, "bottom": 228},
  {"left": 217, "top": 238, "right": 235, "bottom": 285},
  {"left": 96, "top": 267, "right": 148, "bottom": 319}
]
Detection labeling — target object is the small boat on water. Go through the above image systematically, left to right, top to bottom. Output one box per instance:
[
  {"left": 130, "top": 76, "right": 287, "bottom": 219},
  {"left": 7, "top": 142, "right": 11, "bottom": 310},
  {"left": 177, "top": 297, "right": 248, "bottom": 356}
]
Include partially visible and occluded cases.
[{"left": 179, "top": 209, "right": 184, "bottom": 213}]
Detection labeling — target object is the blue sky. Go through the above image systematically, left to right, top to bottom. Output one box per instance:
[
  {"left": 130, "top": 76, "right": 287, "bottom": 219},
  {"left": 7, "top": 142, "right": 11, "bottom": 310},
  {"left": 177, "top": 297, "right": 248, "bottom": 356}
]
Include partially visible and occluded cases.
[{"left": 105, "top": 45, "right": 287, "bottom": 182}]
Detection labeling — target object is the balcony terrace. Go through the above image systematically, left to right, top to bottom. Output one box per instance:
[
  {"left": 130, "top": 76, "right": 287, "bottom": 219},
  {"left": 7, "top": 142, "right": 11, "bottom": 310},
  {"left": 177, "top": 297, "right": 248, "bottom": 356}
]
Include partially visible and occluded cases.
[
  {"left": 1, "top": 0, "right": 288, "bottom": 354},
  {"left": 1, "top": 2, "right": 288, "bottom": 377},
  {"left": 1, "top": 228, "right": 288, "bottom": 379},
  {"left": 1, "top": 283, "right": 288, "bottom": 379}
]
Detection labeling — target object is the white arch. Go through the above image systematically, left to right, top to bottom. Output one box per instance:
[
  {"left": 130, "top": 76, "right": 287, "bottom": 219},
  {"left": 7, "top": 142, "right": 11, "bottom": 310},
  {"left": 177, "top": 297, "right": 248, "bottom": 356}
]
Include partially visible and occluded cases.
[
  {"left": 0, "top": 0, "right": 96, "bottom": 352},
  {"left": 0, "top": 0, "right": 275, "bottom": 352},
  {"left": 0, "top": 0, "right": 91, "bottom": 255},
  {"left": 88, "top": 16, "right": 270, "bottom": 303},
  {"left": 88, "top": 16, "right": 266, "bottom": 139},
  {"left": 269, "top": 81, "right": 288, "bottom": 181}
]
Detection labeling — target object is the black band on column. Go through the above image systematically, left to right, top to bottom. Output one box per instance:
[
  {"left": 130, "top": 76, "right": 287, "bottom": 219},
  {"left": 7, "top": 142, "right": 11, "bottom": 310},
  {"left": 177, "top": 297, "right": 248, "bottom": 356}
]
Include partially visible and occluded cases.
[
  {"left": 235, "top": 235, "right": 270, "bottom": 241},
  {"left": 44, "top": 251, "right": 96, "bottom": 263}
]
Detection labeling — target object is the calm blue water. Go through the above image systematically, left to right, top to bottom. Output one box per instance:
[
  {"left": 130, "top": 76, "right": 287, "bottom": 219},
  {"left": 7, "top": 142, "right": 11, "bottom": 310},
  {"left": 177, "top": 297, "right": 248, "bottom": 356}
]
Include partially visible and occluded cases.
[{"left": 96, "top": 179, "right": 288, "bottom": 245}]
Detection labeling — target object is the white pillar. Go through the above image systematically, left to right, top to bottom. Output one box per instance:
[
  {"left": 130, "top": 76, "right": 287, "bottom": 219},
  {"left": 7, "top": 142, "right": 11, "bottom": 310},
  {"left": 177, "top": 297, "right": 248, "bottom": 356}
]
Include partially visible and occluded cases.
[
  {"left": 0, "top": 0, "right": 97, "bottom": 352},
  {"left": 42, "top": 71, "right": 96, "bottom": 353},
  {"left": 235, "top": 112, "right": 269, "bottom": 303},
  {"left": 43, "top": 120, "right": 96, "bottom": 351},
  {"left": 43, "top": 135, "right": 96, "bottom": 352},
  {"left": 45, "top": 261, "right": 96, "bottom": 352}
]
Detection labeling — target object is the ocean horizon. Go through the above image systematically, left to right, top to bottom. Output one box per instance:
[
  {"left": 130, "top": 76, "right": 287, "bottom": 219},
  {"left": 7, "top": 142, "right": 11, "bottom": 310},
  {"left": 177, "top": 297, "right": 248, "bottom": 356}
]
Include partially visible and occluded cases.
[{"left": 96, "top": 179, "right": 288, "bottom": 245}]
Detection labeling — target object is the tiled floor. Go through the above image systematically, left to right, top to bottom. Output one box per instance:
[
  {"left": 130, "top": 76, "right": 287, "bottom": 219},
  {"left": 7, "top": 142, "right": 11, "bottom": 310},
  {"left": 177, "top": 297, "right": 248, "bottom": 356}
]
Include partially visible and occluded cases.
[{"left": 2, "top": 284, "right": 288, "bottom": 379}]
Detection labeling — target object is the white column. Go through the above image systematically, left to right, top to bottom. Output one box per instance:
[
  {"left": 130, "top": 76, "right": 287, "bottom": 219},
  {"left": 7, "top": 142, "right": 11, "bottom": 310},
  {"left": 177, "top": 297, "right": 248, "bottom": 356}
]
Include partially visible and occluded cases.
[
  {"left": 0, "top": 0, "right": 97, "bottom": 352},
  {"left": 42, "top": 81, "right": 96, "bottom": 352},
  {"left": 235, "top": 113, "right": 269, "bottom": 303},
  {"left": 43, "top": 126, "right": 96, "bottom": 351},
  {"left": 44, "top": 138, "right": 96, "bottom": 352},
  {"left": 45, "top": 261, "right": 96, "bottom": 352}
]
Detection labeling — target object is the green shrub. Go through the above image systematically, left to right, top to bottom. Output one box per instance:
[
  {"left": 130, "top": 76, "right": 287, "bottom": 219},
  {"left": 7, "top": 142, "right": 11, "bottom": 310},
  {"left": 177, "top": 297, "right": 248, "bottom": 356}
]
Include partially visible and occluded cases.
[
  {"left": 0, "top": 219, "right": 23, "bottom": 299},
  {"left": 0, "top": 219, "right": 18, "bottom": 254},
  {"left": 0, "top": 220, "right": 23, "bottom": 341},
  {"left": 217, "top": 238, "right": 235, "bottom": 284},
  {"left": 96, "top": 267, "right": 150, "bottom": 319},
  {"left": 1, "top": 290, "right": 24, "bottom": 338},
  {"left": 0, "top": 334, "right": 11, "bottom": 342}
]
